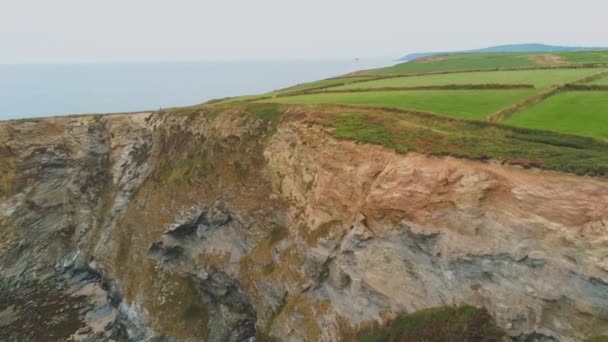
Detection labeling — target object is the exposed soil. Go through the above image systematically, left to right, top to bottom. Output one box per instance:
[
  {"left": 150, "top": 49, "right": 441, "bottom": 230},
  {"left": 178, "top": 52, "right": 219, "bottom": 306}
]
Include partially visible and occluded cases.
[{"left": 528, "top": 54, "right": 571, "bottom": 66}]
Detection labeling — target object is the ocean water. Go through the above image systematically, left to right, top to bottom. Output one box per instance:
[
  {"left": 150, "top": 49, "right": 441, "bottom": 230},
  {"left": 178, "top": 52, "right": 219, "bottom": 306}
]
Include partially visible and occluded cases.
[{"left": 0, "top": 59, "right": 392, "bottom": 120}]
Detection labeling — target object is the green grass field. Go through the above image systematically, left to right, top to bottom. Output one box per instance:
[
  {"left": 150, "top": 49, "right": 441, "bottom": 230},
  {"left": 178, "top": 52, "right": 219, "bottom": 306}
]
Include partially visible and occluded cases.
[
  {"left": 227, "top": 51, "right": 608, "bottom": 175},
  {"left": 362, "top": 51, "right": 608, "bottom": 76},
  {"left": 557, "top": 51, "right": 608, "bottom": 64},
  {"left": 363, "top": 52, "right": 538, "bottom": 75},
  {"left": 332, "top": 68, "right": 604, "bottom": 90},
  {"left": 276, "top": 76, "right": 375, "bottom": 93},
  {"left": 589, "top": 76, "right": 608, "bottom": 85},
  {"left": 263, "top": 89, "right": 537, "bottom": 120},
  {"left": 506, "top": 91, "right": 608, "bottom": 139}
]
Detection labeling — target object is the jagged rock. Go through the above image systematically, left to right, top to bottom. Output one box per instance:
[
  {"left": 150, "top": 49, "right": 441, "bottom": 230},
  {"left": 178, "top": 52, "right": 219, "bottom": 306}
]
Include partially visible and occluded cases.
[
  {"left": 208, "top": 201, "right": 232, "bottom": 226},
  {"left": 165, "top": 209, "right": 209, "bottom": 238},
  {"left": 147, "top": 241, "right": 184, "bottom": 262}
]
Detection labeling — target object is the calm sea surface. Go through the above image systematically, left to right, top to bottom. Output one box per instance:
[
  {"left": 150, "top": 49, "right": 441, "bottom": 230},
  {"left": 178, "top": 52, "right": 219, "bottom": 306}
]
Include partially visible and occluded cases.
[{"left": 0, "top": 59, "right": 392, "bottom": 120}]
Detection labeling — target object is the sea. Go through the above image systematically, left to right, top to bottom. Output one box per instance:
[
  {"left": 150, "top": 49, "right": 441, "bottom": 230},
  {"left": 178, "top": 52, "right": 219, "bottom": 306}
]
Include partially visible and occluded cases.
[{"left": 0, "top": 58, "right": 393, "bottom": 120}]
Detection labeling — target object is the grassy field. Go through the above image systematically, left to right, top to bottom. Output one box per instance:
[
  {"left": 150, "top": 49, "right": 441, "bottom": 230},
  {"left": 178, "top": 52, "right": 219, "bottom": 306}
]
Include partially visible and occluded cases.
[
  {"left": 206, "top": 50, "right": 608, "bottom": 167},
  {"left": 361, "top": 51, "right": 608, "bottom": 76},
  {"left": 557, "top": 51, "right": 608, "bottom": 64},
  {"left": 363, "top": 52, "right": 538, "bottom": 75},
  {"left": 332, "top": 68, "right": 604, "bottom": 90},
  {"left": 276, "top": 76, "right": 375, "bottom": 93},
  {"left": 589, "top": 76, "right": 608, "bottom": 85},
  {"left": 263, "top": 89, "right": 537, "bottom": 120},
  {"left": 505, "top": 91, "right": 608, "bottom": 139},
  {"left": 188, "top": 102, "right": 608, "bottom": 176}
]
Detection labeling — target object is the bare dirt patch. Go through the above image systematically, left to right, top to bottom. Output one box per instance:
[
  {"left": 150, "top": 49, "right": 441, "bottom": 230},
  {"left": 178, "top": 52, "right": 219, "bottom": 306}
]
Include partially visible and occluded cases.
[
  {"left": 528, "top": 54, "right": 571, "bottom": 66},
  {"left": 416, "top": 55, "right": 446, "bottom": 63}
]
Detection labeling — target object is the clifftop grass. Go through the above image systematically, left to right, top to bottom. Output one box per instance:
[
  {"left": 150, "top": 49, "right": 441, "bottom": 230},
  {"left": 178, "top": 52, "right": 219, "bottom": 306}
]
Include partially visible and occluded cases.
[
  {"left": 166, "top": 102, "right": 608, "bottom": 177},
  {"left": 296, "top": 104, "right": 607, "bottom": 176}
]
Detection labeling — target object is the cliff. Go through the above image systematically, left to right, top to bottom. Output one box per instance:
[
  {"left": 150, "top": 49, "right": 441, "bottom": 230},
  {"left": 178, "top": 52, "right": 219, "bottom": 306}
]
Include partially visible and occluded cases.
[{"left": 1, "top": 104, "right": 607, "bottom": 341}]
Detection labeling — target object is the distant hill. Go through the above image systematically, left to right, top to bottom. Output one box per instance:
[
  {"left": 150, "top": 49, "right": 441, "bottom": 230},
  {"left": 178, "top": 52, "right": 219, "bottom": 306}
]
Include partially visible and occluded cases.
[{"left": 399, "top": 43, "right": 608, "bottom": 62}]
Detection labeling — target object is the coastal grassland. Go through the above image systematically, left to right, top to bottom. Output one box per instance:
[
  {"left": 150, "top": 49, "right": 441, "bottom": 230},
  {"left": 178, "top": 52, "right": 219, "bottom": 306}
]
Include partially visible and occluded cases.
[
  {"left": 361, "top": 51, "right": 608, "bottom": 76},
  {"left": 558, "top": 51, "right": 608, "bottom": 64},
  {"left": 362, "top": 52, "right": 539, "bottom": 75},
  {"left": 332, "top": 68, "right": 606, "bottom": 90},
  {"left": 276, "top": 76, "right": 375, "bottom": 93},
  {"left": 589, "top": 76, "right": 608, "bottom": 85},
  {"left": 204, "top": 77, "right": 377, "bottom": 104},
  {"left": 262, "top": 89, "right": 538, "bottom": 120},
  {"left": 505, "top": 91, "right": 608, "bottom": 139},
  {"left": 161, "top": 98, "right": 608, "bottom": 176},
  {"left": 270, "top": 103, "right": 608, "bottom": 176},
  {"left": 341, "top": 305, "right": 505, "bottom": 342}
]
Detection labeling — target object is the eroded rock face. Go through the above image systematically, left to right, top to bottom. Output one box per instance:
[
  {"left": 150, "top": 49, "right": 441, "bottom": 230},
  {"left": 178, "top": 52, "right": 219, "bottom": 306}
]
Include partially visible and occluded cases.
[{"left": 0, "top": 108, "right": 607, "bottom": 341}]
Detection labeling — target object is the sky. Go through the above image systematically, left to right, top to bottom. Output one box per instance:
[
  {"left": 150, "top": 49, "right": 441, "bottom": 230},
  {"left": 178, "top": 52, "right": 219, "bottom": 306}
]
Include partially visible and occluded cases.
[{"left": 1, "top": 0, "right": 607, "bottom": 63}]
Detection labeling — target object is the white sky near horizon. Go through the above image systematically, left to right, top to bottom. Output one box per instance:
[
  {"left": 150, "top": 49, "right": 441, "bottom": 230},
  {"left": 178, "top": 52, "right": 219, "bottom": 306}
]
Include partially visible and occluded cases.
[{"left": 1, "top": 0, "right": 607, "bottom": 63}]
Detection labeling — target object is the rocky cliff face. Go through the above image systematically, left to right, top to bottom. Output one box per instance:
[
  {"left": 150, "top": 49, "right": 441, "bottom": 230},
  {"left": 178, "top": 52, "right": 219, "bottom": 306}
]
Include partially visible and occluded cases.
[{"left": 1, "top": 106, "right": 607, "bottom": 341}]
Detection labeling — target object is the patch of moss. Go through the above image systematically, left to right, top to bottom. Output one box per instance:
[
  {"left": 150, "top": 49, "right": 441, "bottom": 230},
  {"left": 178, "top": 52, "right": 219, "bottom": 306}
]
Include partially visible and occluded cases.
[
  {"left": 250, "top": 103, "right": 283, "bottom": 124},
  {"left": 158, "top": 153, "right": 214, "bottom": 185},
  {"left": 270, "top": 225, "right": 289, "bottom": 245},
  {"left": 263, "top": 262, "right": 276, "bottom": 275},
  {"left": 149, "top": 272, "right": 209, "bottom": 339},
  {"left": 182, "top": 303, "right": 207, "bottom": 321},
  {"left": 342, "top": 305, "right": 506, "bottom": 342},
  {"left": 588, "top": 336, "right": 608, "bottom": 342}
]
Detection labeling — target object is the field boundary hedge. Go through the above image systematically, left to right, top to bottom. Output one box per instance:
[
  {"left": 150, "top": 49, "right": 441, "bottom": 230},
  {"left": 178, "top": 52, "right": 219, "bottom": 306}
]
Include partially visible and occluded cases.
[
  {"left": 351, "top": 63, "right": 608, "bottom": 78},
  {"left": 487, "top": 70, "right": 608, "bottom": 122},
  {"left": 277, "top": 84, "right": 535, "bottom": 97},
  {"left": 563, "top": 84, "right": 608, "bottom": 91},
  {"left": 486, "top": 86, "right": 562, "bottom": 123}
]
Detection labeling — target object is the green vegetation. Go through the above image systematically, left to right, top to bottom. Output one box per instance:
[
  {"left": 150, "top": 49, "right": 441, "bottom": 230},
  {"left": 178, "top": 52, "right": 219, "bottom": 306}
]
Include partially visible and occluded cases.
[
  {"left": 175, "top": 49, "right": 608, "bottom": 177},
  {"left": 558, "top": 50, "right": 608, "bottom": 64},
  {"left": 364, "top": 51, "right": 608, "bottom": 76},
  {"left": 366, "top": 52, "right": 539, "bottom": 75},
  {"left": 333, "top": 68, "right": 605, "bottom": 90},
  {"left": 277, "top": 76, "right": 375, "bottom": 93},
  {"left": 589, "top": 76, "right": 608, "bottom": 85},
  {"left": 263, "top": 89, "right": 537, "bottom": 120},
  {"left": 506, "top": 91, "right": 608, "bottom": 139},
  {"left": 248, "top": 103, "right": 283, "bottom": 123},
  {"left": 306, "top": 105, "right": 608, "bottom": 176},
  {"left": 331, "top": 115, "right": 407, "bottom": 153},
  {"left": 270, "top": 225, "right": 289, "bottom": 245},
  {"left": 262, "top": 262, "right": 276, "bottom": 275},
  {"left": 182, "top": 303, "right": 207, "bottom": 321},
  {"left": 342, "top": 305, "right": 505, "bottom": 342}
]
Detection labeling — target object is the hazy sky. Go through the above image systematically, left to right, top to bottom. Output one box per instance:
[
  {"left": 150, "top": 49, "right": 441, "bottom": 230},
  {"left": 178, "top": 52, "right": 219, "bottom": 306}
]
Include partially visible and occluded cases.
[{"left": 1, "top": 0, "right": 606, "bottom": 63}]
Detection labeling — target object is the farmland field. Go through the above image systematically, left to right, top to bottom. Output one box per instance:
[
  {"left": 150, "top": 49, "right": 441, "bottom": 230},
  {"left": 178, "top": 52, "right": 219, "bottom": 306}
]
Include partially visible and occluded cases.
[
  {"left": 240, "top": 50, "right": 608, "bottom": 141},
  {"left": 361, "top": 51, "right": 608, "bottom": 76},
  {"left": 557, "top": 51, "right": 608, "bottom": 64},
  {"left": 362, "top": 53, "right": 539, "bottom": 75},
  {"left": 331, "top": 68, "right": 604, "bottom": 90},
  {"left": 276, "top": 76, "right": 376, "bottom": 93},
  {"left": 589, "top": 76, "right": 608, "bottom": 85},
  {"left": 263, "top": 89, "right": 537, "bottom": 120},
  {"left": 505, "top": 91, "right": 608, "bottom": 139}
]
